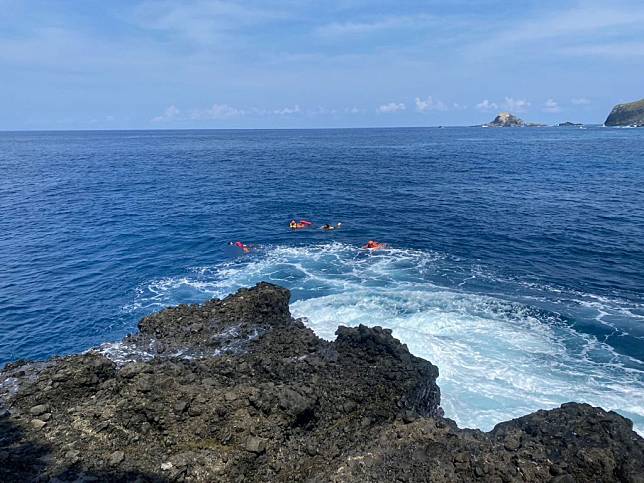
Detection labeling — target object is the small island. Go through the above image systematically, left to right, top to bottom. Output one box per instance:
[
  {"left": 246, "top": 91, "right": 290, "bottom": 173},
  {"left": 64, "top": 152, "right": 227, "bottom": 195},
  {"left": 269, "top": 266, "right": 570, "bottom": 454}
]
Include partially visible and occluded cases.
[
  {"left": 605, "top": 98, "right": 644, "bottom": 127},
  {"left": 483, "top": 112, "right": 545, "bottom": 127},
  {"left": 558, "top": 121, "right": 583, "bottom": 127}
]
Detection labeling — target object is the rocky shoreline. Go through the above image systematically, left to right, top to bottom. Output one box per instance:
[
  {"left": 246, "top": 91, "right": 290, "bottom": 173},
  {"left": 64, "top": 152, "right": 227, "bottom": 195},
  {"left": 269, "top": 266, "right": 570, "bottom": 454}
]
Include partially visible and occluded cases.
[{"left": 1, "top": 283, "right": 642, "bottom": 482}]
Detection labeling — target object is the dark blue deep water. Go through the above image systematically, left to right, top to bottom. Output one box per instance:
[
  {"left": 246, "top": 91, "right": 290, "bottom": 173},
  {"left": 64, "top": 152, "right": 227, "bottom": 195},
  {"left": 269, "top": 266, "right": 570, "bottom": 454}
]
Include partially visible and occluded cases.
[{"left": 1, "top": 127, "right": 643, "bottom": 432}]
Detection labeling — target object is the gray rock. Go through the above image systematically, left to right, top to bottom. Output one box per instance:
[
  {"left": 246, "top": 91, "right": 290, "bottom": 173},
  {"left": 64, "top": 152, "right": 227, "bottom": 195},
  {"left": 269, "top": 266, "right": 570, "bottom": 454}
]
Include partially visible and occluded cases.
[
  {"left": 119, "top": 362, "right": 147, "bottom": 379},
  {"left": 51, "top": 371, "right": 69, "bottom": 382},
  {"left": 136, "top": 376, "right": 152, "bottom": 392},
  {"left": 278, "top": 387, "right": 310, "bottom": 415},
  {"left": 174, "top": 400, "right": 188, "bottom": 413},
  {"left": 342, "top": 401, "right": 357, "bottom": 413},
  {"left": 29, "top": 404, "right": 49, "bottom": 416},
  {"left": 187, "top": 405, "right": 202, "bottom": 417},
  {"left": 401, "top": 410, "right": 417, "bottom": 424},
  {"left": 30, "top": 419, "right": 47, "bottom": 429},
  {"left": 502, "top": 431, "right": 521, "bottom": 451},
  {"left": 245, "top": 436, "right": 267, "bottom": 454},
  {"left": 306, "top": 443, "right": 317, "bottom": 456},
  {"left": 65, "top": 450, "right": 80, "bottom": 462},
  {"left": 109, "top": 450, "right": 124, "bottom": 465},
  {"left": 169, "top": 452, "right": 194, "bottom": 468},
  {"left": 550, "top": 475, "right": 575, "bottom": 483}
]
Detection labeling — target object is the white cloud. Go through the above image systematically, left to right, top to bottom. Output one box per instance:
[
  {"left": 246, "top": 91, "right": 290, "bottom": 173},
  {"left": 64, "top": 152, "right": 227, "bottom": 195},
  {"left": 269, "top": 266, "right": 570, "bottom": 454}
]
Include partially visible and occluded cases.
[
  {"left": 134, "top": 0, "right": 286, "bottom": 46},
  {"left": 472, "top": 5, "right": 644, "bottom": 57},
  {"left": 529, "top": 6, "right": 644, "bottom": 40},
  {"left": 316, "top": 15, "right": 434, "bottom": 37},
  {"left": 560, "top": 41, "right": 644, "bottom": 58},
  {"left": 415, "top": 96, "right": 447, "bottom": 112},
  {"left": 502, "top": 97, "right": 531, "bottom": 113},
  {"left": 571, "top": 97, "right": 591, "bottom": 105},
  {"left": 477, "top": 98, "right": 531, "bottom": 113},
  {"left": 543, "top": 98, "right": 561, "bottom": 113},
  {"left": 476, "top": 99, "right": 498, "bottom": 111},
  {"left": 377, "top": 102, "right": 406, "bottom": 113},
  {"left": 153, "top": 103, "right": 245, "bottom": 122},
  {"left": 155, "top": 103, "right": 308, "bottom": 120},
  {"left": 190, "top": 103, "right": 244, "bottom": 120},
  {"left": 152, "top": 104, "right": 181, "bottom": 122},
  {"left": 273, "top": 105, "right": 301, "bottom": 115},
  {"left": 307, "top": 106, "right": 339, "bottom": 116}
]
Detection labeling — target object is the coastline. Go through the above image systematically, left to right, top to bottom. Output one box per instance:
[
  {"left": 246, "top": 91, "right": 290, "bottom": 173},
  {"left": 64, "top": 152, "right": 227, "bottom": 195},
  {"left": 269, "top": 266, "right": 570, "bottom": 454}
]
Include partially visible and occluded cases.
[{"left": 1, "top": 283, "right": 642, "bottom": 482}]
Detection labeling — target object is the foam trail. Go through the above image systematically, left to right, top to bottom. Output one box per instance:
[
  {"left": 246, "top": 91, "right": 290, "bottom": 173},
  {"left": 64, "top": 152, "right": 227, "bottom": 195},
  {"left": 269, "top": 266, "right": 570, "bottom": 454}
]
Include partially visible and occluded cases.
[{"left": 125, "top": 243, "right": 644, "bottom": 434}]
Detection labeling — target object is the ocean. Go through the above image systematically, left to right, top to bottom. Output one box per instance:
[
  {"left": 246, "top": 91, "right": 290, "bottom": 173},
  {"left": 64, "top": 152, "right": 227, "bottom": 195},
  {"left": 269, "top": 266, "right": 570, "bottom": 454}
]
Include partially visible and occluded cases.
[{"left": 1, "top": 127, "right": 642, "bottom": 433}]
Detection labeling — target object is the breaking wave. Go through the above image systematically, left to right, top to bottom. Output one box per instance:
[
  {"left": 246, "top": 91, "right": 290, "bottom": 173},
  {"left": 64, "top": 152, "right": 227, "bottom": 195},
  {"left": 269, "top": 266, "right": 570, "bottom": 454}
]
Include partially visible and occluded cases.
[{"left": 123, "top": 243, "right": 644, "bottom": 434}]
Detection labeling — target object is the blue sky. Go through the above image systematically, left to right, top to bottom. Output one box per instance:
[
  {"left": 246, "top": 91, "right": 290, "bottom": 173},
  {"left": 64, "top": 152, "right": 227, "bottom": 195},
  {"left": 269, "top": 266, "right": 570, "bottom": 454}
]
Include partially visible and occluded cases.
[{"left": 1, "top": 0, "right": 643, "bottom": 129}]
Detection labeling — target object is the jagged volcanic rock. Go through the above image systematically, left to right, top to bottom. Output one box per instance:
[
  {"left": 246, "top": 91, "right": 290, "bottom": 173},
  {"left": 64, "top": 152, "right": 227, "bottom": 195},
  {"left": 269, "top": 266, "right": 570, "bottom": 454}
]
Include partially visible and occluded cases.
[{"left": 0, "top": 283, "right": 642, "bottom": 482}]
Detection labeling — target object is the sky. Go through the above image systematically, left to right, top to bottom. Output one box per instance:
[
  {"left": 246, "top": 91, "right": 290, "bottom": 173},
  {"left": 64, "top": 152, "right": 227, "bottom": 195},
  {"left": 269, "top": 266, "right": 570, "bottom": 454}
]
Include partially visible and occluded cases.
[{"left": 1, "top": 0, "right": 643, "bottom": 130}]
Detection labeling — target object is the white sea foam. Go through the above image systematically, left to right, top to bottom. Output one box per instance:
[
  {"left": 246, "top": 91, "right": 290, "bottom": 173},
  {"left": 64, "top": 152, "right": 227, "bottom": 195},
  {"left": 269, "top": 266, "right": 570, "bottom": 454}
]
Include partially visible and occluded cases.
[
  {"left": 123, "top": 242, "right": 644, "bottom": 434},
  {"left": 94, "top": 325, "right": 264, "bottom": 365}
]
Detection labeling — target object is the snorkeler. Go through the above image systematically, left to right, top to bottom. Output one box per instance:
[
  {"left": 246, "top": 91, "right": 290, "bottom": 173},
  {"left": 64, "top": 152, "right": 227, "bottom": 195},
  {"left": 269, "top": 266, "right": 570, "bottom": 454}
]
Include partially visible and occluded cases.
[
  {"left": 290, "top": 219, "right": 313, "bottom": 229},
  {"left": 321, "top": 223, "right": 342, "bottom": 231},
  {"left": 363, "top": 240, "right": 385, "bottom": 250},
  {"left": 228, "top": 241, "right": 251, "bottom": 253}
]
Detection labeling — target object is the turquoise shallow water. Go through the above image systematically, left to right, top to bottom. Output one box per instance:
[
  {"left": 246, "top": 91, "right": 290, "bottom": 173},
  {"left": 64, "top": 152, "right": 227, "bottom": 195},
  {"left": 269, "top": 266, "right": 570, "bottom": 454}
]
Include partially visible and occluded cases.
[{"left": 1, "top": 127, "right": 643, "bottom": 432}]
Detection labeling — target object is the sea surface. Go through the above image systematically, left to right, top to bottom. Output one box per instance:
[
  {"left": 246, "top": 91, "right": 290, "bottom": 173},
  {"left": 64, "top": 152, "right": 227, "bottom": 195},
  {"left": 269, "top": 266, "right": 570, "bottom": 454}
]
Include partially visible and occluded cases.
[{"left": 1, "top": 127, "right": 643, "bottom": 433}]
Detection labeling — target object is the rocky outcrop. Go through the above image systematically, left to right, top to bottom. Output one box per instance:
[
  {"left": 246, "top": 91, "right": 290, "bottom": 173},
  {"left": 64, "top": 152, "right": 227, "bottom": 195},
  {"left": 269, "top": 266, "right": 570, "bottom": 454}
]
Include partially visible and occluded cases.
[
  {"left": 605, "top": 99, "right": 644, "bottom": 127},
  {"left": 483, "top": 112, "right": 545, "bottom": 128},
  {"left": 487, "top": 112, "right": 526, "bottom": 127},
  {"left": 558, "top": 121, "right": 583, "bottom": 127},
  {"left": 0, "top": 283, "right": 642, "bottom": 482}
]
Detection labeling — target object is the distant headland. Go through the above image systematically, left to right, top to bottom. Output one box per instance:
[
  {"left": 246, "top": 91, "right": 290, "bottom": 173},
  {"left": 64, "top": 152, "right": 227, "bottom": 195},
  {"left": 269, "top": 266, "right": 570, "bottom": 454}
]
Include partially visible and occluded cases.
[{"left": 605, "top": 98, "right": 644, "bottom": 127}]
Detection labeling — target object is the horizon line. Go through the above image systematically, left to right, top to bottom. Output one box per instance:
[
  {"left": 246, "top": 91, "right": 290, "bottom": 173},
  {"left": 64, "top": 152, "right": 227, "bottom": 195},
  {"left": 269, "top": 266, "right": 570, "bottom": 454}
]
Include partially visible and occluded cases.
[{"left": 0, "top": 124, "right": 608, "bottom": 133}]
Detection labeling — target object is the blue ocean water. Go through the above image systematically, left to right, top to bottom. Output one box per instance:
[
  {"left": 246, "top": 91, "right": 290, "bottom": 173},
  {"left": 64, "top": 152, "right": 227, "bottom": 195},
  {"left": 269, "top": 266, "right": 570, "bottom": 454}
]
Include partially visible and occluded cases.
[{"left": 1, "top": 127, "right": 643, "bottom": 433}]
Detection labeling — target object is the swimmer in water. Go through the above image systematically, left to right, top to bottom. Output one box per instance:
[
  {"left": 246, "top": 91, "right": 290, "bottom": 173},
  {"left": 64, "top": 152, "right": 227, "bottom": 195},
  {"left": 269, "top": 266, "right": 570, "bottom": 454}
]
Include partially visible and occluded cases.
[
  {"left": 290, "top": 219, "right": 312, "bottom": 229},
  {"left": 321, "top": 223, "right": 342, "bottom": 231},
  {"left": 363, "top": 240, "right": 385, "bottom": 250},
  {"left": 228, "top": 241, "right": 251, "bottom": 253}
]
